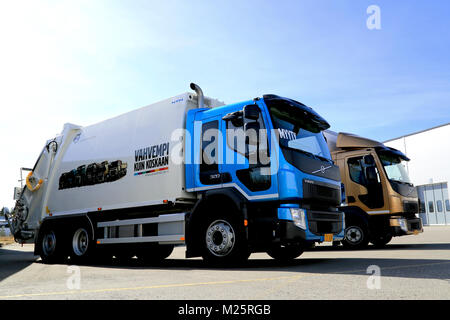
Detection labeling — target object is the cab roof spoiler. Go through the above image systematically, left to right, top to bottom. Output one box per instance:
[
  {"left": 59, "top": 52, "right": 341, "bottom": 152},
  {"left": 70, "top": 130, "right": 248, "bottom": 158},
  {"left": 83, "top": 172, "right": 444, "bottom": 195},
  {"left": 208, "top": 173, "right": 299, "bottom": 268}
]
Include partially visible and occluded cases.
[{"left": 262, "top": 94, "right": 330, "bottom": 132}]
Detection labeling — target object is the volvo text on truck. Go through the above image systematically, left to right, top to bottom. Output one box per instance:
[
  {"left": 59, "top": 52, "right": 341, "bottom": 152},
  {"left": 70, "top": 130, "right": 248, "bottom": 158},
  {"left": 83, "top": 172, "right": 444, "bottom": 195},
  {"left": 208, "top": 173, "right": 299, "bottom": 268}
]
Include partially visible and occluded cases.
[
  {"left": 6, "top": 83, "right": 345, "bottom": 264},
  {"left": 323, "top": 131, "right": 423, "bottom": 249}
]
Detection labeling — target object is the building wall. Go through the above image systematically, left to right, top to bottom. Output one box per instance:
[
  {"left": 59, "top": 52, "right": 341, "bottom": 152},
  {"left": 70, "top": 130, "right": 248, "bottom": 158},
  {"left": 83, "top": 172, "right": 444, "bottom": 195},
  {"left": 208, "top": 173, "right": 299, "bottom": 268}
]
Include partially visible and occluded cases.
[
  {"left": 384, "top": 123, "right": 450, "bottom": 225},
  {"left": 384, "top": 124, "right": 450, "bottom": 186}
]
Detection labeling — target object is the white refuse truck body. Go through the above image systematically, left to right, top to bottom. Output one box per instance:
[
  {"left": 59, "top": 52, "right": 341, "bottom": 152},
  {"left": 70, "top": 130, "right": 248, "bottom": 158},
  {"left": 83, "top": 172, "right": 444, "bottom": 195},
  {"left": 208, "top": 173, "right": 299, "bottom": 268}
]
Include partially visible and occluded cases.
[{"left": 9, "top": 91, "right": 222, "bottom": 253}]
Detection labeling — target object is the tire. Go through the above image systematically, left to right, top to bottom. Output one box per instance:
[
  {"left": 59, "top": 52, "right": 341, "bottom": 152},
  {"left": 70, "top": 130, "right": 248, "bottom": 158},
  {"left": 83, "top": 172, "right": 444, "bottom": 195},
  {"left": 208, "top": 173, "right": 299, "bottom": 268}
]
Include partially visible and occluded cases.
[
  {"left": 201, "top": 213, "right": 249, "bottom": 265},
  {"left": 341, "top": 223, "right": 369, "bottom": 249},
  {"left": 70, "top": 226, "right": 94, "bottom": 264},
  {"left": 39, "top": 227, "right": 66, "bottom": 264},
  {"left": 371, "top": 232, "right": 392, "bottom": 248},
  {"left": 138, "top": 244, "right": 174, "bottom": 264},
  {"left": 267, "top": 244, "right": 304, "bottom": 262}
]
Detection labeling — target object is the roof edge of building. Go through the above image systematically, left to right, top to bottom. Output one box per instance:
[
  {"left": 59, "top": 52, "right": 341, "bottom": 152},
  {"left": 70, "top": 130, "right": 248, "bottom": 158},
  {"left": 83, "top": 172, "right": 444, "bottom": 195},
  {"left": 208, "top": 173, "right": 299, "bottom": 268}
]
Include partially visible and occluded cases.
[{"left": 384, "top": 122, "right": 450, "bottom": 143}]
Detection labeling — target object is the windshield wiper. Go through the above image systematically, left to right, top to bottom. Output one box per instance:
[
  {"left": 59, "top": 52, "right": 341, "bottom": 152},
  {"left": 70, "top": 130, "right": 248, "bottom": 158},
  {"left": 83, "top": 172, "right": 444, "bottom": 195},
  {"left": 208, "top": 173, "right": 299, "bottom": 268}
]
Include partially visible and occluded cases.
[
  {"left": 284, "top": 145, "right": 332, "bottom": 163},
  {"left": 284, "top": 145, "right": 316, "bottom": 158},
  {"left": 315, "top": 154, "right": 333, "bottom": 163},
  {"left": 390, "top": 179, "right": 412, "bottom": 185}
]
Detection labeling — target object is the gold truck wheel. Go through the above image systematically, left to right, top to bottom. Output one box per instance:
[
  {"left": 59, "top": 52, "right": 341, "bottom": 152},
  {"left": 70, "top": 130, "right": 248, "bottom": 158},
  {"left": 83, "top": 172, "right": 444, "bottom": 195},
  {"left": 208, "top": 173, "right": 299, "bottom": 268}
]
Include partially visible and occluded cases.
[{"left": 342, "top": 224, "right": 369, "bottom": 249}]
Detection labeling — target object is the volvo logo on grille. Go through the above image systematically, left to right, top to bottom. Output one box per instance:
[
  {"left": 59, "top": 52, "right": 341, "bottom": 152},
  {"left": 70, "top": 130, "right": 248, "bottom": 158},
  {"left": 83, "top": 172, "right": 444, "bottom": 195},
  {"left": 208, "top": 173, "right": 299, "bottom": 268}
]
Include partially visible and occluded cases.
[{"left": 312, "top": 165, "right": 332, "bottom": 174}]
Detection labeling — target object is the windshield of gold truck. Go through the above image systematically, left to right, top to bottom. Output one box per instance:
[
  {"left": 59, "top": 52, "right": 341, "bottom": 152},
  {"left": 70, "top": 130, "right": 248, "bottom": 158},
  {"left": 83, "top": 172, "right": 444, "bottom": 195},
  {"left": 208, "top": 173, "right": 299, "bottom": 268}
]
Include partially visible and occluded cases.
[
  {"left": 264, "top": 95, "right": 332, "bottom": 162},
  {"left": 377, "top": 150, "right": 412, "bottom": 185}
]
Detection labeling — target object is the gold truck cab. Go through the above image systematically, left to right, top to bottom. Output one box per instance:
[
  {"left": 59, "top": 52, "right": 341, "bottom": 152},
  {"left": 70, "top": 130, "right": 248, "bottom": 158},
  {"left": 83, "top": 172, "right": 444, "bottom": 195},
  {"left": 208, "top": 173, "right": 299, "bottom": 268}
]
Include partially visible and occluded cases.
[{"left": 326, "top": 132, "right": 423, "bottom": 249}]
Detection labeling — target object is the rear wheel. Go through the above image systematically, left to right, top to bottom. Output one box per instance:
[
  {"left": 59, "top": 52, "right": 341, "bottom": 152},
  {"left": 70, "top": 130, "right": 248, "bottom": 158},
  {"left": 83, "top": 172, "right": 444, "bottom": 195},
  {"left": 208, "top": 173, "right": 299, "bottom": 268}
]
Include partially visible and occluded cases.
[
  {"left": 341, "top": 223, "right": 369, "bottom": 249},
  {"left": 70, "top": 226, "right": 94, "bottom": 264},
  {"left": 39, "top": 228, "right": 66, "bottom": 264},
  {"left": 267, "top": 244, "right": 304, "bottom": 262}
]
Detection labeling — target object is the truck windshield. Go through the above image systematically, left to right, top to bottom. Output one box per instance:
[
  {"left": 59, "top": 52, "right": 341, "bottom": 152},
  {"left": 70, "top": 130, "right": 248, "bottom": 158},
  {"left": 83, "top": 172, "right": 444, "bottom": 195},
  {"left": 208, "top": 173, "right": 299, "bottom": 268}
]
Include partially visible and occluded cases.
[
  {"left": 269, "top": 109, "right": 332, "bottom": 161},
  {"left": 378, "top": 151, "right": 412, "bottom": 184}
]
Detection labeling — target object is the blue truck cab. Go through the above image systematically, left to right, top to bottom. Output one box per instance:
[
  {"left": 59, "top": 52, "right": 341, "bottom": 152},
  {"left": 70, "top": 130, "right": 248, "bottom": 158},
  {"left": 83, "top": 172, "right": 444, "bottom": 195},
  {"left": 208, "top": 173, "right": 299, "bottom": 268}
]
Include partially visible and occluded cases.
[{"left": 184, "top": 92, "right": 344, "bottom": 263}]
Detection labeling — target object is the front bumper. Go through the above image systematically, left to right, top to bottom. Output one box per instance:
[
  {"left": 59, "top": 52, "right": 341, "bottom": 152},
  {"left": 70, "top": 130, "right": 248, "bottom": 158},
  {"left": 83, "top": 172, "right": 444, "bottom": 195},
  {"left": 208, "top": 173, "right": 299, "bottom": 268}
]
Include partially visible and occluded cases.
[
  {"left": 277, "top": 207, "right": 345, "bottom": 243},
  {"left": 389, "top": 216, "right": 423, "bottom": 236}
]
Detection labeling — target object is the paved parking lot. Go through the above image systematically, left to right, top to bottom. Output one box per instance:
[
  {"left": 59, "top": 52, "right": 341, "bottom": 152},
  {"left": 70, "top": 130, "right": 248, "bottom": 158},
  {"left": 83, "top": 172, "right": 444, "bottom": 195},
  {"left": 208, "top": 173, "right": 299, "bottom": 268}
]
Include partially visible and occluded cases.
[{"left": 0, "top": 226, "right": 449, "bottom": 300}]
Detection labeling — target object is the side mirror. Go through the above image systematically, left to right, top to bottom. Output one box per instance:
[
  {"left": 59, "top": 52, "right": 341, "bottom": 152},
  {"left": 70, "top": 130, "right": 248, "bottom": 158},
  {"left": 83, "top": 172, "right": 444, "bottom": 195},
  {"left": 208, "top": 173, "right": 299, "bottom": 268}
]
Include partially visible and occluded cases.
[
  {"left": 243, "top": 105, "right": 260, "bottom": 121},
  {"left": 222, "top": 111, "right": 243, "bottom": 127},
  {"left": 244, "top": 121, "right": 260, "bottom": 146},
  {"left": 363, "top": 154, "right": 375, "bottom": 166}
]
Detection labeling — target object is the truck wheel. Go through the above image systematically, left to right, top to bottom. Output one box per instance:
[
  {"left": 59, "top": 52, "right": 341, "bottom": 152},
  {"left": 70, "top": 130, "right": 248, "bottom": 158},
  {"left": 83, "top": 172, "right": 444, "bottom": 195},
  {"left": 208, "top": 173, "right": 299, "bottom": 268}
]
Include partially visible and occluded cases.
[
  {"left": 202, "top": 215, "right": 248, "bottom": 265},
  {"left": 342, "top": 224, "right": 369, "bottom": 249},
  {"left": 70, "top": 227, "right": 94, "bottom": 264},
  {"left": 39, "top": 228, "right": 66, "bottom": 264},
  {"left": 371, "top": 233, "right": 392, "bottom": 248},
  {"left": 138, "top": 244, "right": 174, "bottom": 264},
  {"left": 267, "top": 244, "right": 303, "bottom": 262}
]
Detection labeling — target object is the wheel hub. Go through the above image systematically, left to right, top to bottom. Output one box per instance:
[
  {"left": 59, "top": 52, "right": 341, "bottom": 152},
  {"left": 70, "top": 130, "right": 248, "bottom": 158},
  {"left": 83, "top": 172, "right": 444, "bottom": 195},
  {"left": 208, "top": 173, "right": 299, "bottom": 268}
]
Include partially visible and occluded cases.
[
  {"left": 205, "top": 220, "right": 235, "bottom": 257},
  {"left": 345, "top": 226, "right": 363, "bottom": 244},
  {"left": 73, "top": 228, "right": 89, "bottom": 256},
  {"left": 42, "top": 232, "right": 56, "bottom": 255}
]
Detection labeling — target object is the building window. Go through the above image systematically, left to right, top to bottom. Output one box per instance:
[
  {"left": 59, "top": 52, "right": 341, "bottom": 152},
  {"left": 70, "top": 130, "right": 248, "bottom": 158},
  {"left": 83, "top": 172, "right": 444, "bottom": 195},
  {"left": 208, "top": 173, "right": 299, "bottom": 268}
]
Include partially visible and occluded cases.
[
  {"left": 417, "top": 186, "right": 426, "bottom": 213},
  {"left": 445, "top": 199, "right": 450, "bottom": 212},
  {"left": 436, "top": 200, "right": 443, "bottom": 213},
  {"left": 428, "top": 201, "right": 434, "bottom": 213}
]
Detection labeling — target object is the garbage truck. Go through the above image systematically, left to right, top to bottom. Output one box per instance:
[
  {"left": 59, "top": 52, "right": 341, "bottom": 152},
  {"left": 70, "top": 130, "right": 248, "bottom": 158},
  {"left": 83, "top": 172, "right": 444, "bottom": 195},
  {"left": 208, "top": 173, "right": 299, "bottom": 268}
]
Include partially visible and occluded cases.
[
  {"left": 6, "top": 83, "right": 345, "bottom": 264},
  {"left": 323, "top": 130, "right": 423, "bottom": 249}
]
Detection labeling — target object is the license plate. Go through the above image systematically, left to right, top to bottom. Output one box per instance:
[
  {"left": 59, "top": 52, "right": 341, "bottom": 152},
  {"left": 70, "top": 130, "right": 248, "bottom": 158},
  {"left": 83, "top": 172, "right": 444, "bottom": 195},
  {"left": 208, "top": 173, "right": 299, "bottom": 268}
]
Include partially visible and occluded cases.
[{"left": 324, "top": 234, "right": 333, "bottom": 242}]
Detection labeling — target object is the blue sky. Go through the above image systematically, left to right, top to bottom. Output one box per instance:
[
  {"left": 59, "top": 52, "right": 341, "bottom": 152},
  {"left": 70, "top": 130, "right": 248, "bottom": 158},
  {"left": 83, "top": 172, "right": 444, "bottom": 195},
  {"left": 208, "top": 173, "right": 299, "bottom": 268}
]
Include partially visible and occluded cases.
[{"left": 0, "top": 0, "right": 449, "bottom": 207}]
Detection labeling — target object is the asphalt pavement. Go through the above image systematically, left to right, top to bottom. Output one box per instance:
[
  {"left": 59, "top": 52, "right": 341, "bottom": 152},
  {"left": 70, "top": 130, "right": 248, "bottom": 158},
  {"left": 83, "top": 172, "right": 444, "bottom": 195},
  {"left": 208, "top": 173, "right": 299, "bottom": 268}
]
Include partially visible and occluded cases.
[{"left": 0, "top": 226, "right": 449, "bottom": 300}]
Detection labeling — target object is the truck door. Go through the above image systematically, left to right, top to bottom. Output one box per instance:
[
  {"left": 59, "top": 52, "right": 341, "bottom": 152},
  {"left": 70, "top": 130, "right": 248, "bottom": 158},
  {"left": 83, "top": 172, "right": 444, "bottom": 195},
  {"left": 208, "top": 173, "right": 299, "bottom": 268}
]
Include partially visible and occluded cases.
[
  {"left": 220, "top": 102, "right": 278, "bottom": 200},
  {"left": 197, "top": 118, "right": 222, "bottom": 186},
  {"left": 346, "top": 154, "right": 384, "bottom": 210}
]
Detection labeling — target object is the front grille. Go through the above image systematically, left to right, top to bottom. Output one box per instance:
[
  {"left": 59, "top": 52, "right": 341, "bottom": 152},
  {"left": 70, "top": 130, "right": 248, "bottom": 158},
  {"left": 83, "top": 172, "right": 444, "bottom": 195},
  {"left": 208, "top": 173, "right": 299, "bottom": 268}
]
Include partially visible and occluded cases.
[
  {"left": 303, "top": 180, "right": 341, "bottom": 206},
  {"left": 403, "top": 201, "right": 418, "bottom": 214},
  {"left": 307, "top": 210, "right": 343, "bottom": 235},
  {"left": 308, "top": 211, "right": 342, "bottom": 221},
  {"left": 407, "top": 218, "right": 422, "bottom": 231}
]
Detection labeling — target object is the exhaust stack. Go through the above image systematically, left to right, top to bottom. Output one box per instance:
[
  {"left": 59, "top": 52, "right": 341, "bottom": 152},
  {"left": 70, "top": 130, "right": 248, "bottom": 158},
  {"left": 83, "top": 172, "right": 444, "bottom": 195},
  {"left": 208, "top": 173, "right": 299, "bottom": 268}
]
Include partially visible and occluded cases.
[{"left": 190, "top": 83, "right": 204, "bottom": 109}]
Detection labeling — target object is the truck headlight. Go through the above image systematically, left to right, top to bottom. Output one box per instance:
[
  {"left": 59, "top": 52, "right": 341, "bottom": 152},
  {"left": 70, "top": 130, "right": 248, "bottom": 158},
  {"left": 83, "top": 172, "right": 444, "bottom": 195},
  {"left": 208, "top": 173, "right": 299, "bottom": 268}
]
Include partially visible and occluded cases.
[
  {"left": 290, "top": 208, "right": 306, "bottom": 230},
  {"left": 399, "top": 219, "right": 408, "bottom": 232}
]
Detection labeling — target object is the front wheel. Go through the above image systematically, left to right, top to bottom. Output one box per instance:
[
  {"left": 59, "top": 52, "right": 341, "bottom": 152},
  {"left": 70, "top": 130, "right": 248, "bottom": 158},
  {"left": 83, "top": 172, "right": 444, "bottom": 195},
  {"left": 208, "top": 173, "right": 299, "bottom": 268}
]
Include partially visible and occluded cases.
[
  {"left": 202, "top": 216, "right": 248, "bottom": 265},
  {"left": 341, "top": 223, "right": 369, "bottom": 249},
  {"left": 267, "top": 244, "right": 304, "bottom": 262}
]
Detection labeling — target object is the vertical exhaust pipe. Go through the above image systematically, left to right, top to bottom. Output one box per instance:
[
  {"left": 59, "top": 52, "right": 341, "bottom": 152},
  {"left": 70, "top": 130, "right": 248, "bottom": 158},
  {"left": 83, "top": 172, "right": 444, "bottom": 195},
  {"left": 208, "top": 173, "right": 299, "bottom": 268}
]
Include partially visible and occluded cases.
[{"left": 190, "top": 83, "right": 204, "bottom": 109}]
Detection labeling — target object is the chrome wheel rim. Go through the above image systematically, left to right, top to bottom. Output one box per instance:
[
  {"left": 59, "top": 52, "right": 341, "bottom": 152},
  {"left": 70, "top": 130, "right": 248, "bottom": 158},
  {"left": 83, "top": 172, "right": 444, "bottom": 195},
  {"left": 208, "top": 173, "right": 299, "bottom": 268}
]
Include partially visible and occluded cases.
[
  {"left": 205, "top": 220, "right": 235, "bottom": 257},
  {"left": 72, "top": 228, "right": 89, "bottom": 256}
]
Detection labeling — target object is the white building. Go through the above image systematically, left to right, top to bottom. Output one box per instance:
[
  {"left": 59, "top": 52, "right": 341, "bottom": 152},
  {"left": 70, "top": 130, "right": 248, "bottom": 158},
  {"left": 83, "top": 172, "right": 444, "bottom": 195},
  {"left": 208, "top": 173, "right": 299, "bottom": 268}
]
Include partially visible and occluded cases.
[{"left": 384, "top": 123, "right": 450, "bottom": 225}]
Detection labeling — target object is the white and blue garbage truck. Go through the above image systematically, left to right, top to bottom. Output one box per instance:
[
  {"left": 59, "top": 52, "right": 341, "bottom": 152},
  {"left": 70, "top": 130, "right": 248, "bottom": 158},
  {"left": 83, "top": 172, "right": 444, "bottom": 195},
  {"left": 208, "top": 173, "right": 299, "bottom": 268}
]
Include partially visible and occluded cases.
[{"left": 6, "top": 83, "right": 345, "bottom": 264}]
